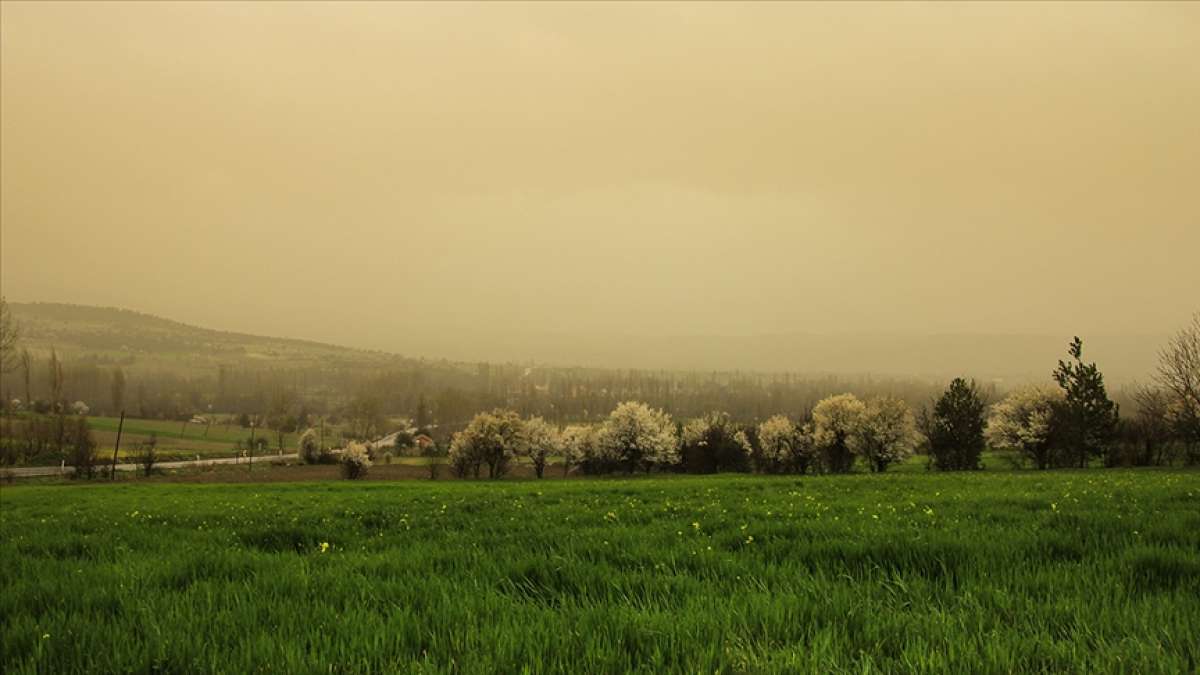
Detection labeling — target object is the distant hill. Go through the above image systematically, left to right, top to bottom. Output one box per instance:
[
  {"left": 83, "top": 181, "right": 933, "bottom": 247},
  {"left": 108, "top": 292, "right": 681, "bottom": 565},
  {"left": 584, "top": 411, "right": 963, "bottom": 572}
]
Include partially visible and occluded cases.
[{"left": 8, "top": 302, "right": 414, "bottom": 376}]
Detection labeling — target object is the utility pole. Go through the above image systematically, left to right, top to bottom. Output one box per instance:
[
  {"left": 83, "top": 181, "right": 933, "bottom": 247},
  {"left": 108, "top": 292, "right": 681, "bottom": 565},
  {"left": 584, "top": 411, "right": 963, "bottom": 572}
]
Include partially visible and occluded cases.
[
  {"left": 110, "top": 410, "right": 125, "bottom": 480},
  {"left": 248, "top": 419, "right": 256, "bottom": 473}
]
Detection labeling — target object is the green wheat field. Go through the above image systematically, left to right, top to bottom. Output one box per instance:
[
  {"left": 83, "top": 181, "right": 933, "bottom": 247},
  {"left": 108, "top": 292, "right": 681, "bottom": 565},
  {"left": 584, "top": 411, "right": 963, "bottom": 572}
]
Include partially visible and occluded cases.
[{"left": 2, "top": 470, "right": 1197, "bottom": 673}]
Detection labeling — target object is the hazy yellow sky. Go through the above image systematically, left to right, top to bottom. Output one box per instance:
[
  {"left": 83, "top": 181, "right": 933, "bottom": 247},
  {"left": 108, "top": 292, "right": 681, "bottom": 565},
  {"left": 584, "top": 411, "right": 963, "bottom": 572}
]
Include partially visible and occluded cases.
[{"left": 2, "top": 2, "right": 1197, "bottom": 358}]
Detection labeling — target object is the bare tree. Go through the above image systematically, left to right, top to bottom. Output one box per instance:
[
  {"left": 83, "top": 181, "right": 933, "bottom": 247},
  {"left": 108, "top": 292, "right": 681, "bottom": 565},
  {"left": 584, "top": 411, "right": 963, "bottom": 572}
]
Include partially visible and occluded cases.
[
  {"left": 0, "top": 297, "right": 18, "bottom": 375},
  {"left": 1155, "top": 312, "right": 1200, "bottom": 461},
  {"left": 47, "top": 348, "right": 64, "bottom": 412},
  {"left": 48, "top": 348, "right": 66, "bottom": 451},
  {"left": 19, "top": 349, "right": 33, "bottom": 409},
  {"left": 1131, "top": 385, "right": 1175, "bottom": 466},
  {"left": 68, "top": 416, "right": 98, "bottom": 480},
  {"left": 134, "top": 433, "right": 159, "bottom": 477}
]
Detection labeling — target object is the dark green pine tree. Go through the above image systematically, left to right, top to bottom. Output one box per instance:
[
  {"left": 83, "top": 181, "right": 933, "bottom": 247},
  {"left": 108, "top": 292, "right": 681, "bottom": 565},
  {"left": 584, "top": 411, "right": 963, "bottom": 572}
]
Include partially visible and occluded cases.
[
  {"left": 1053, "top": 337, "right": 1119, "bottom": 468},
  {"left": 929, "top": 377, "right": 987, "bottom": 471}
]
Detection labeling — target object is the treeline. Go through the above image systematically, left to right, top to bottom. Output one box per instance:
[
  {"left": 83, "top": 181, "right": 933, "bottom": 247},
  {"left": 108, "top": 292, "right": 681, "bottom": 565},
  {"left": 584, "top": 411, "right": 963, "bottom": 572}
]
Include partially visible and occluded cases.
[
  {"left": 326, "top": 329, "right": 1200, "bottom": 480},
  {"left": 326, "top": 331, "right": 1199, "bottom": 481},
  {"left": 3, "top": 342, "right": 979, "bottom": 440},
  {"left": 0, "top": 411, "right": 99, "bottom": 471}
]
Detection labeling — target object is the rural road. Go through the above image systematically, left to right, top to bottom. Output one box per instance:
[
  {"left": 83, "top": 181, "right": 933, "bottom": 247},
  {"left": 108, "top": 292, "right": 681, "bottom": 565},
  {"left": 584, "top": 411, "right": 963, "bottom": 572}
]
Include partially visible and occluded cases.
[{"left": 7, "top": 453, "right": 299, "bottom": 477}]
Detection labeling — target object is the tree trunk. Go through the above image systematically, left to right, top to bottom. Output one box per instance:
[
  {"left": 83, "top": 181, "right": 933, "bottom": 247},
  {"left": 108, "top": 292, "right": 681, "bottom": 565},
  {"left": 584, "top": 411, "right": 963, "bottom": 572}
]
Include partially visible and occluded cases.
[{"left": 110, "top": 411, "right": 125, "bottom": 480}]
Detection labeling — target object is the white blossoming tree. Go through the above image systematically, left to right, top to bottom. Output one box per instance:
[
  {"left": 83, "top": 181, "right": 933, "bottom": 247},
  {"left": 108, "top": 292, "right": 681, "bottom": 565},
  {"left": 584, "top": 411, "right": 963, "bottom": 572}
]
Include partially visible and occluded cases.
[
  {"left": 985, "top": 386, "right": 1064, "bottom": 469},
  {"left": 811, "top": 393, "right": 867, "bottom": 473},
  {"left": 851, "top": 396, "right": 922, "bottom": 473},
  {"left": 597, "top": 401, "right": 679, "bottom": 473},
  {"left": 447, "top": 409, "right": 527, "bottom": 479},
  {"left": 680, "top": 412, "right": 752, "bottom": 473},
  {"left": 757, "top": 415, "right": 817, "bottom": 474},
  {"left": 522, "top": 416, "right": 562, "bottom": 479},
  {"left": 560, "top": 424, "right": 603, "bottom": 475},
  {"left": 297, "top": 428, "right": 329, "bottom": 464},
  {"left": 339, "top": 441, "right": 372, "bottom": 479}
]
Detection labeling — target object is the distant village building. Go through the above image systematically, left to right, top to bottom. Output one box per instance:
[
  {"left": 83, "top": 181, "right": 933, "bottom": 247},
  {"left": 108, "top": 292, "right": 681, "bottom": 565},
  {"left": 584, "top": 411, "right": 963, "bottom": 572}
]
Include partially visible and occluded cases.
[
  {"left": 366, "top": 430, "right": 435, "bottom": 456},
  {"left": 414, "top": 434, "right": 435, "bottom": 453}
]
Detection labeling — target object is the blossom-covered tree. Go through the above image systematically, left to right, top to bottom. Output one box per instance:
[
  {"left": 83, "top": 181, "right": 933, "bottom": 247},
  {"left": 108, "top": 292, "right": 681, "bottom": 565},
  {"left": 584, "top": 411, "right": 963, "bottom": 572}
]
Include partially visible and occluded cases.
[
  {"left": 986, "top": 386, "right": 1064, "bottom": 469},
  {"left": 811, "top": 393, "right": 866, "bottom": 473},
  {"left": 851, "top": 396, "right": 921, "bottom": 473},
  {"left": 597, "top": 401, "right": 679, "bottom": 473},
  {"left": 448, "top": 409, "right": 527, "bottom": 479},
  {"left": 679, "top": 412, "right": 752, "bottom": 473},
  {"left": 756, "top": 415, "right": 816, "bottom": 474},
  {"left": 757, "top": 415, "right": 795, "bottom": 471},
  {"left": 522, "top": 416, "right": 561, "bottom": 479},
  {"left": 561, "top": 424, "right": 608, "bottom": 475},
  {"left": 297, "top": 428, "right": 330, "bottom": 464},
  {"left": 339, "top": 441, "right": 372, "bottom": 479}
]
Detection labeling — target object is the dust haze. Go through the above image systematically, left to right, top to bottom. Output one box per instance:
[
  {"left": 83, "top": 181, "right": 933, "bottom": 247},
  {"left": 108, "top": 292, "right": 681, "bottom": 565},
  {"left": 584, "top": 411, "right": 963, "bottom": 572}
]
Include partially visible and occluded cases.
[{"left": 2, "top": 2, "right": 1197, "bottom": 375}]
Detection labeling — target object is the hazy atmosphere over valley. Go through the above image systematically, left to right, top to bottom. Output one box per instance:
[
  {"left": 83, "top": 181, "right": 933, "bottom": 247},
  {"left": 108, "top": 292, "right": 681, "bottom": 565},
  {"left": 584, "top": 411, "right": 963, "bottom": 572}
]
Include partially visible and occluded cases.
[
  {"left": 3, "top": 2, "right": 1198, "bottom": 378},
  {"left": 2, "top": 4, "right": 1199, "bottom": 674}
]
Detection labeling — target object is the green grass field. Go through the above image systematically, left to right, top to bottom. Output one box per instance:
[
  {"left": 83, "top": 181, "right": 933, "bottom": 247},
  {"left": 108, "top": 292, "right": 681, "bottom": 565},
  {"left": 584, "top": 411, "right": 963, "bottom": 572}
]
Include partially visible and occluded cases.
[
  {"left": 11, "top": 415, "right": 347, "bottom": 466},
  {"left": 86, "top": 415, "right": 300, "bottom": 458},
  {"left": 2, "top": 470, "right": 1197, "bottom": 673}
]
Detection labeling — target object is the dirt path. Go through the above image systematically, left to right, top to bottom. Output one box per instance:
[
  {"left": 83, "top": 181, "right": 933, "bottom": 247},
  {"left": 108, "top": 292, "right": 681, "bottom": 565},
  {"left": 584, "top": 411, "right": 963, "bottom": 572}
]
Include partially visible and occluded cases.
[{"left": 7, "top": 453, "right": 299, "bottom": 477}]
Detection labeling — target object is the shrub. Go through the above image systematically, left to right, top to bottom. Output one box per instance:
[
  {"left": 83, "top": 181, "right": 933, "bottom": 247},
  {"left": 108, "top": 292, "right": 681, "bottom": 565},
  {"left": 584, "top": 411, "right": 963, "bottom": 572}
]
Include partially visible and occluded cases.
[
  {"left": 393, "top": 427, "right": 416, "bottom": 455},
  {"left": 339, "top": 442, "right": 372, "bottom": 480}
]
